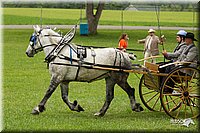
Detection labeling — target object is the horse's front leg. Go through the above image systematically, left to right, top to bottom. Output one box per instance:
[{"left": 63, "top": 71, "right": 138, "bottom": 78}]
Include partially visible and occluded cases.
[
  {"left": 94, "top": 77, "right": 115, "bottom": 117},
  {"left": 31, "top": 78, "right": 59, "bottom": 115},
  {"left": 60, "top": 81, "right": 84, "bottom": 112}
]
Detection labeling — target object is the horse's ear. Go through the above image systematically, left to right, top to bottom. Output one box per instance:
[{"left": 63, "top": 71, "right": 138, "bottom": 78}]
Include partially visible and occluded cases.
[
  {"left": 33, "top": 25, "right": 40, "bottom": 33},
  {"left": 33, "top": 25, "right": 36, "bottom": 30},
  {"left": 53, "top": 27, "right": 57, "bottom": 30}
]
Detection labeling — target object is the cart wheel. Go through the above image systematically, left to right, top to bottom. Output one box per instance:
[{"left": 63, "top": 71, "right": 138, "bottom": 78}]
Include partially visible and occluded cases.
[
  {"left": 160, "top": 66, "right": 199, "bottom": 119},
  {"left": 139, "top": 74, "right": 163, "bottom": 111}
]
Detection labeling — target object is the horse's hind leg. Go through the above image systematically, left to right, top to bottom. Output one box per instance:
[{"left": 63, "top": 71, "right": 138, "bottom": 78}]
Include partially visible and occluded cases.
[
  {"left": 116, "top": 73, "right": 143, "bottom": 112},
  {"left": 94, "top": 77, "right": 115, "bottom": 117},
  {"left": 60, "top": 81, "right": 84, "bottom": 112}
]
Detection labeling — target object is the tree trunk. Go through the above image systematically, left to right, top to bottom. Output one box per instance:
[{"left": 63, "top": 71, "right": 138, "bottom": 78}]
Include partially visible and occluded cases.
[{"left": 86, "top": 1, "right": 104, "bottom": 35}]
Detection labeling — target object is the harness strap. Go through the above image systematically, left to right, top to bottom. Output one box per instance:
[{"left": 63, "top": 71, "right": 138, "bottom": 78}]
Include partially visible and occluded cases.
[
  {"left": 52, "top": 25, "right": 77, "bottom": 55},
  {"left": 44, "top": 35, "right": 62, "bottom": 37},
  {"left": 44, "top": 43, "right": 76, "bottom": 64},
  {"left": 67, "top": 43, "right": 77, "bottom": 54},
  {"left": 34, "top": 44, "right": 57, "bottom": 53},
  {"left": 44, "top": 44, "right": 59, "bottom": 63},
  {"left": 70, "top": 47, "right": 73, "bottom": 64},
  {"left": 90, "top": 47, "right": 96, "bottom": 64},
  {"left": 113, "top": 49, "right": 118, "bottom": 66},
  {"left": 115, "top": 51, "right": 124, "bottom": 70},
  {"left": 118, "top": 52, "right": 122, "bottom": 68},
  {"left": 58, "top": 54, "right": 129, "bottom": 70},
  {"left": 51, "top": 62, "right": 109, "bottom": 82},
  {"left": 51, "top": 62, "right": 79, "bottom": 67},
  {"left": 75, "top": 66, "right": 80, "bottom": 81},
  {"left": 88, "top": 72, "right": 109, "bottom": 83}
]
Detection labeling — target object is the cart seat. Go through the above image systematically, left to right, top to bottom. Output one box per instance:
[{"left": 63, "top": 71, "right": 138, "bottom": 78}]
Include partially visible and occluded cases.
[{"left": 144, "top": 62, "right": 159, "bottom": 73}]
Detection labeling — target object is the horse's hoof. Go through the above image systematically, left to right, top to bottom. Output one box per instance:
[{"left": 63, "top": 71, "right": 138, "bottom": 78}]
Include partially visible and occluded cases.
[
  {"left": 72, "top": 100, "right": 84, "bottom": 112},
  {"left": 73, "top": 100, "right": 77, "bottom": 106},
  {"left": 132, "top": 103, "right": 144, "bottom": 112},
  {"left": 38, "top": 105, "right": 46, "bottom": 112},
  {"left": 77, "top": 105, "right": 84, "bottom": 112},
  {"left": 139, "top": 106, "right": 144, "bottom": 111},
  {"left": 31, "top": 107, "right": 40, "bottom": 115},
  {"left": 134, "top": 107, "right": 144, "bottom": 112},
  {"left": 94, "top": 112, "right": 104, "bottom": 117},
  {"left": 94, "top": 112, "right": 101, "bottom": 116}
]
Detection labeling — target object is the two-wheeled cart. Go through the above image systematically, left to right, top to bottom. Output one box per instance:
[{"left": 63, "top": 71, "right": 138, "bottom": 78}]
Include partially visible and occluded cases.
[{"left": 94, "top": 61, "right": 199, "bottom": 119}]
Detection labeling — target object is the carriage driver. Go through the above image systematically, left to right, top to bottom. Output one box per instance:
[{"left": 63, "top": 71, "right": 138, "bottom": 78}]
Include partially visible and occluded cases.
[
  {"left": 162, "top": 30, "right": 187, "bottom": 62},
  {"left": 163, "top": 32, "right": 199, "bottom": 93},
  {"left": 165, "top": 32, "right": 199, "bottom": 72},
  {"left": 176, "top": 32, "right": 199, "bottom": 67}
]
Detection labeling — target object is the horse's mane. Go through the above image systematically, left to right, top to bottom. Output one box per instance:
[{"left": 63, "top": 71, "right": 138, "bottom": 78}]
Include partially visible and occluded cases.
[
  {"left": 42, "top": 28, "right": 62, "bottom": 45},
  {"left": 45, "top": 28, "right": 60, "bottom": 36}
]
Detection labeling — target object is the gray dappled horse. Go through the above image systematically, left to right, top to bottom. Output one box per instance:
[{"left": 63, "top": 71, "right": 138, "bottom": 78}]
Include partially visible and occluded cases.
[{"left": 25, "top": 25, "right": 143, "bottom": 116}]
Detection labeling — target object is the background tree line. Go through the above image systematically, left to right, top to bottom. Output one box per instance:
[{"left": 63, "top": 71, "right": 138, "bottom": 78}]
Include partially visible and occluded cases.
[
  {"left": 2, "top": 1, "right": 197, "bottom": 12},
  {"left": 3, "top": 1, "right": 198, "bottom": 35}
]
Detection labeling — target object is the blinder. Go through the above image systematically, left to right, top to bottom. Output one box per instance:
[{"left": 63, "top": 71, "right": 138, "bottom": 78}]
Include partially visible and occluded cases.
[
  {"left": 29, "top": 30, "right": 43, "bottom": 53},
  {"left": 30, "top": 34, "right": 37, "bottom": 46}
]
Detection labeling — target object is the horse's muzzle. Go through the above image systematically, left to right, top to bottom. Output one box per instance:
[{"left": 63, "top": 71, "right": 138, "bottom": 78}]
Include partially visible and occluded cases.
[{"left": 26, "top": 52, "right": 34, "bottom": 57}]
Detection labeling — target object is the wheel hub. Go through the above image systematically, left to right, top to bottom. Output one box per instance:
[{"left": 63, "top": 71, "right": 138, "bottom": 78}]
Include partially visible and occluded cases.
[{"left": 183, "top": 91, "right": 189, "bottom": 97}]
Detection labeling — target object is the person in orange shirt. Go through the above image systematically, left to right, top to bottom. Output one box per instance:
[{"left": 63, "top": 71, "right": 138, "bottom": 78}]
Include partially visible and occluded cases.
[
  {"left": 117, "top": 33, "right": 137, "bottom": 60},
  {"left": 118, "top": 33, "right": 129, "bottom": 52}
]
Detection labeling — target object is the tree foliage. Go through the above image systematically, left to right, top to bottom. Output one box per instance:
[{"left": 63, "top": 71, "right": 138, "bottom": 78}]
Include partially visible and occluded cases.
[{"left": 3, "top": 1, "right": 197, "bottom": 12}]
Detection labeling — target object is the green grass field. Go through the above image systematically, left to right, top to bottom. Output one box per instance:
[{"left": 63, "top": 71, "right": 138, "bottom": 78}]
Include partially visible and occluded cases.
[
  {"left": 3, "top": 8, "right": 198, "bottom": 27},
  {"left": 2, "top": 28, "right": 198, "bottom": 132}
]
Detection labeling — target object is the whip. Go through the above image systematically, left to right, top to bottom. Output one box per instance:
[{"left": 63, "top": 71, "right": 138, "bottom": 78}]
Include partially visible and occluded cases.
[{"left": 155, "top": 4, "right": 165, "bottom": 62}]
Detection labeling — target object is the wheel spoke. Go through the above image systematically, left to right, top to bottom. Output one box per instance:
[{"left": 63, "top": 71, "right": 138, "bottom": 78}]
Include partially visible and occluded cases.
[
  {"left": 176, "top": 71, "right": 184, "bottom": 86},
  {"left": 188, "top": 71, "right": 197, "bottom": 87},
  {"left": 142, "top": 90, "right": 157, "bottom": 96},
  {"left": 146, "top": 92, "right": 159, "bottom": 104},
  {"left": 189, "top": 94, "right": 200, "bottom": 99},
  {"left": 152, "top": 95, "right": 160, "bottom": 109},
  {"left": 163, "top": 96, "right": 181, "bottom": 105},
  {"left": 189, "top": 97, "right": 199, "bottom": 108},
  {"left": 188, "top": 98, "right": 194, "bottom": 117},
  {"left": 184, "top": 100, "right": 187, "bottom": 118},
  {"left": 175, "top": 102, "right": 183, "bottom": 118}
]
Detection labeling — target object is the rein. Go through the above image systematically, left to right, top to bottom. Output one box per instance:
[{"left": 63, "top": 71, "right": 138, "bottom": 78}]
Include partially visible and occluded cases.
[
  {"left": 32, "top": 43, "right": 58, "bottom": 53},
  {"left": 57, "top": 52, "right": 128, "bottom": 70}
]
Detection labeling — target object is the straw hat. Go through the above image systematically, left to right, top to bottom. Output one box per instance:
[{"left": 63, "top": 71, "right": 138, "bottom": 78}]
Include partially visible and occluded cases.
[{"left": 148, "top": 29, "right": 156, "bottom": 33}]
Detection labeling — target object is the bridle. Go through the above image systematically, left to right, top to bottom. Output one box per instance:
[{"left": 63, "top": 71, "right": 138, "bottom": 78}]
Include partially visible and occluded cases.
[{"left": 29, "top": 29, "right": 62, "bottom": 53}]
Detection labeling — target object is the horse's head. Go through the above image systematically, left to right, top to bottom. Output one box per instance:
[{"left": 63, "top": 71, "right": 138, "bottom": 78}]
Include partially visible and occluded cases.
[
  {"left": 25, "top": 25, "right": 42, "bottom": 57},
  {"left": 26, "top": 25, "right": 61, "bottom": 57}
]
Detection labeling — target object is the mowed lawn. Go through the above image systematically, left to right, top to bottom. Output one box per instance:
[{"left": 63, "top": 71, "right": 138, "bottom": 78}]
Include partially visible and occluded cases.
[
  {"left": 3, "top": 8, "right": 198, "bottom": 27},
  {"left": 2, "top": 28, "right": 198, "bottom": 132}
]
